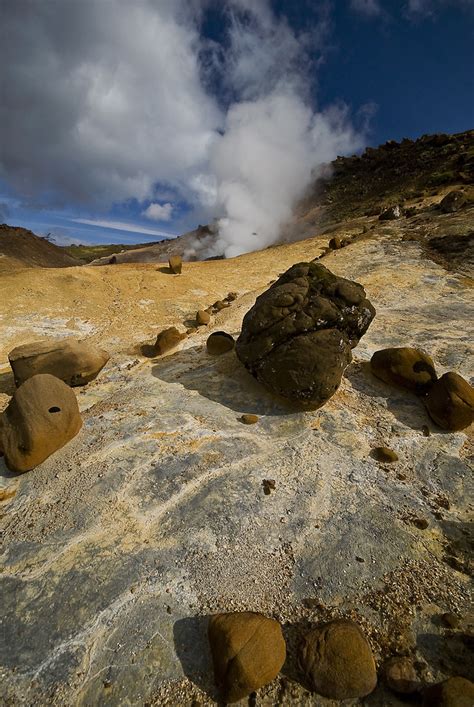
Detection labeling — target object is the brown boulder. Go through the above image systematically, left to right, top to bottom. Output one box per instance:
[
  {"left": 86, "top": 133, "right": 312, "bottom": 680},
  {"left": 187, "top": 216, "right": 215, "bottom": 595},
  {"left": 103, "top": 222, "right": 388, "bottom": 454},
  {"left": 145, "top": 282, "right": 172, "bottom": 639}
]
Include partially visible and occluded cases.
[
  {"left": 329, "top": 236, "right": 342, "bottom": 249},
  {"left": 168, "top": 255, "right": 182, "bottom": 274},
  {"left": 196, "top": 310, "right": 211, "bottom": 326},
  {"left": 154, "top": 327, "right": 186, "bottom": 355},
  {"left": 206, "top": 331, "right": 235, "bottom": 354},
  {"left": 9, "top": 338, "right": 109, "bottom": 388},
  {"left": 370, "top": 347, "right": 437, "bottom": 393},
  {"left": 425, "top": 371, "right": 474, "bottom": 431},
  {"left": 0, "top": 374, "right": 82, "bottom": 473},
  {"left": 208, "top": 611, "right": 286, "bottom": 703},
  {"left": 299, "top": 619, "right": 377, "bottom": 699},
  {"left": 384, "top": 656, "right": 420, "bottom": 694},
  {"left": 423, "top": 676, "right": 474, "bottom": 706}
]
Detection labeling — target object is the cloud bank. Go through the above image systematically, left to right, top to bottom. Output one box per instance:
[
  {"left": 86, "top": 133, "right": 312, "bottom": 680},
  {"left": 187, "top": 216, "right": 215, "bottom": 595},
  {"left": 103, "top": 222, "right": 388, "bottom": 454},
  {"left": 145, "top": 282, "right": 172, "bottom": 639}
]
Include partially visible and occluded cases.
[{"left": 0, "top": 0, "right": 364, "bottom": 257}]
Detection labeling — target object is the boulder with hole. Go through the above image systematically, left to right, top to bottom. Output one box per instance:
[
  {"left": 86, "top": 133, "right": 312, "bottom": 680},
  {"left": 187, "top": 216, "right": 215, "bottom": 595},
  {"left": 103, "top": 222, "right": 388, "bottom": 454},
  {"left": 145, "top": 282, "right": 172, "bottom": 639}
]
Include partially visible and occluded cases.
[
  {"left": 235, "top": 262, "right": 375, "bottom": 408},
  {"left": 9, "top": 338, "right": 110, "bottom": 388},
  {"left": 370, "top": 347, "right": 437, "bottom": 394},
  {"left": 0, "top": 374, "right": 82, "bottom": 473},
  {"left": 208, "top": 611, "right": 286, "bottom": 703},
  {"left": 299, "top": 619, "right": 377, "bottom": 700}
]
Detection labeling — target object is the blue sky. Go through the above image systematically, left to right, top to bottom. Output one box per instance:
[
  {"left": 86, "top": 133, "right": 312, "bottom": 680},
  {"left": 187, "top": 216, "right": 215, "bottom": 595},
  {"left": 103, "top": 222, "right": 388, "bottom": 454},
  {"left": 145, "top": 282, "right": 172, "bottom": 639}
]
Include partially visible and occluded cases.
[{"left": 1, "top": 0, "right": 473, "bottom": 249}]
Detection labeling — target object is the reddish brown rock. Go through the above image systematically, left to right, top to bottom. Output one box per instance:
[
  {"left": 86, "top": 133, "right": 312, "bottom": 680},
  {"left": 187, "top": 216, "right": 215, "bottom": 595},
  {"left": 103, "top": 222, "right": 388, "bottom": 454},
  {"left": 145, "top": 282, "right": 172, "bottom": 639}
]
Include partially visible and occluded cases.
[
  {"left": 196, "top": 310, "right": 211, "bottom": 326},
  {"left": 154, "top": 327, "right": 186, "bottom": 355},
  {"left": 0, "top": 374, "right": 82, "bottom": 473}
]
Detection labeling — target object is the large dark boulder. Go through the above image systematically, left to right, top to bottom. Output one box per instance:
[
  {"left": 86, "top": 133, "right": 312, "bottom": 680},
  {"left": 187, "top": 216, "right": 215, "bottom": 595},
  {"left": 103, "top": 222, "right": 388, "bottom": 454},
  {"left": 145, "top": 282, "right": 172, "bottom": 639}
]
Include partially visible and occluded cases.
[{"left": 235, "top": 262, "right": 375, "bottom": 407}]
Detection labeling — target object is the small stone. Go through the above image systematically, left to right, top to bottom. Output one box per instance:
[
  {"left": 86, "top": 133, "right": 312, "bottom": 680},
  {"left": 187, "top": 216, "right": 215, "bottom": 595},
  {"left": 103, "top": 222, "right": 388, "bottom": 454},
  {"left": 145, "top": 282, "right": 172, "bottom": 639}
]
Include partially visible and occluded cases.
[
  {"left": 439, "top": 190, "right": 467, "bottom": 213},
  {"left": 379, "top": 205, "right": 402, "bottom": 220},
  {"left": 329, "top": 236, "right": 342, "bottom": 249},
  {"left": 168, "top": 255, "right": 182, "bottom": 274},
  {"left": 225, "top": 292, "right": 238, "bottom": 302},
  {"left": 213, "top": 300, "right": 230, "bottom": 311},
  {"left": 196, "top": 310, "right": 211, "bottom": 326},
  {"left": 154, "top": 327, "right": 186, "bottom": 355},
  {"left": 206, "top": 331, "right": 235, "bottom": 355},
  {"left": 9, "top": 338, "right": 110, "bottom": 388},
  {"left": 370, "top": 347, "right": 437, "bottom": 394},
  {"left": 425, "top": 371, "right": 474, "bottom": 431},
  {"left": 0, "top": 374, "right": 82, "bottom": 473},
  {"left": 240, "top": 414, "right": 259, "bottom": 425},
  {"left": 421, "top": 425, "right": 431, "bottom": 437},
  {"left": 372, "top": 446, "right": 398, "bottom": 463},
  {"left": 262, "top": 479, "right": 276, "bottom": 495},
  {"left": 412, "top": 517, "right": 429, "bottom": 530},
  {"left": 208, "top": 611, "right": 286, "bottom": 703},
  {"left": 441, "top": 612, "right": 460, "bottom": 629},
  {"left": 299, "top": 619, "right": 377, "bottom": 699},
  {"left": 384, "top": 656, "right": 420, "bottom": 695},
  {"left": 422, "top": 676, "right": 474, "bottom": 706}
]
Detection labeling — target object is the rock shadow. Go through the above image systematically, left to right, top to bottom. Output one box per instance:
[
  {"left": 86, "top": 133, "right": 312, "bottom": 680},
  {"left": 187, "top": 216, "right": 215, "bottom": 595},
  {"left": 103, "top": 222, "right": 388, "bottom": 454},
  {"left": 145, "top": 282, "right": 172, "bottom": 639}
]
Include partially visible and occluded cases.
[
  {"left": 157, "top": 266, "right": 175, "bottom": 275},
  {"left": 151, "top": 345, "right": 297, "bottom": 417},
  {"left": 345, "top": 361, "right": 440, "bottom": 433},
  {"left": 0, "top": 370, "right": 15, "bottom": 397},
  {"left": 0, "top": 456, "right": 19, "bottom": 480},
  {"left": 173, "top": 615, "right": 221, "bottom": 702}
]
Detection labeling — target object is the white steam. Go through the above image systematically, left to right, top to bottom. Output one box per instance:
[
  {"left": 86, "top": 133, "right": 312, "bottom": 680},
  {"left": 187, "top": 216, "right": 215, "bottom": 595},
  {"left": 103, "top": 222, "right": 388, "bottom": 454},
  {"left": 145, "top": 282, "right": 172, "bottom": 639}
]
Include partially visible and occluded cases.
[{"left": 1, "top": 0, "right": 365, "bottom": 256}]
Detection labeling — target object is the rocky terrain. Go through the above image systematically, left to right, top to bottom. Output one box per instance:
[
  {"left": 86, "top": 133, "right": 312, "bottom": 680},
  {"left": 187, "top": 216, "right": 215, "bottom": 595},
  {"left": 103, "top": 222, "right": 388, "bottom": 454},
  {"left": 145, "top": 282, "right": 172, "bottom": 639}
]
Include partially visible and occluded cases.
[{"left": 0, "top": 133, "right": 473, "bottom": 705}]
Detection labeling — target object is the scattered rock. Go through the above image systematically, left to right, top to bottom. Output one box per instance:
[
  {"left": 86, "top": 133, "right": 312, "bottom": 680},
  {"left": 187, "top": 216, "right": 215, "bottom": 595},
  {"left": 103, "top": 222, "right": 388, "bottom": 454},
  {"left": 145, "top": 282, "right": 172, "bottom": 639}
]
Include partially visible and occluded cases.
[
  {"left": 439, "top": 190, "right": 467, "bottom": 213},
  {"left": 379, "top": 205, "right": 402, "bottom": 220},
  {"left": 329, "top": 236, "right": 342, "bottom": 249},
  {"left": 168, "top": 255, "right": 182, "bottom": 274},
  {"left": 235, "top": 262, "right": 375, "bottom": 408},
  {"left": 225, "top": 292, "right": 238, "bottom": 302},
  {"left": 213, "top": 300, "right": 230, "bottom": 311},
  {"left": 196, "top": 310, "right": 211, "bottom": 326},
  {"left": 154, "top": 327, "right": 187, "bottom": 355},
  {"left": 206, "top": 331, "right": 235, "bottom": 355},
  {"left": 9, "top": 338, "right": 110, "bottom": 388},
  {"left": 370, "top": 347, "right": 437, "bottom": 393},
  {"left": 424, "top": 372, "right": 474, "bottom": 431},
  {"left": 0, "top": 374, "right": 82, "bottom": 473},
  {"left": 240, "top": 414, "right": 259, "bottom": 425},
  {"left": 421, "top": 425, "right": 431, "bottom": 437},
  {"left": 372, "top": 446, "right": 398, "bottom": 463},
  {"left": 262, "top": 479, "right": 276, "bottom": 495},
  {"left": 412, "top": 517, "right": 429, "bottom": 530},
  {"left": 208, "top": 611, "right": 286, "bottom": 703},
  {"left": 441, "top": 612, "right": 460, "bottom": 629},
  {"left": 299, "top": 619, "right": 377, "bottom": 699},
  {"left": 383, "top": 656, "right": 420, "bottom": 695},
  {"left": 422, "top": 676, "right": 474, "bottom": 706}
]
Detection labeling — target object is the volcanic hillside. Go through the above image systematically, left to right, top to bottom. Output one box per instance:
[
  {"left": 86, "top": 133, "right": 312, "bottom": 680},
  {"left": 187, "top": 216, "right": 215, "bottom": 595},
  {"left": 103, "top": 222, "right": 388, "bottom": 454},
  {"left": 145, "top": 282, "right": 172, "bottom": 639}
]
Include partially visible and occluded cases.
[{"left": 0, "top": 224, "right": 81, "bottom": 271}]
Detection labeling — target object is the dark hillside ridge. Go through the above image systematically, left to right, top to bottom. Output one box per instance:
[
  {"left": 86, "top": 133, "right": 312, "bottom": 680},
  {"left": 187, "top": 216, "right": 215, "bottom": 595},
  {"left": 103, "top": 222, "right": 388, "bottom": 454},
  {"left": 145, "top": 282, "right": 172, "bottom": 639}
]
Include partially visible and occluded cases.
[{"left": 0, "top": 224, "right": 81, "bottom": 269}]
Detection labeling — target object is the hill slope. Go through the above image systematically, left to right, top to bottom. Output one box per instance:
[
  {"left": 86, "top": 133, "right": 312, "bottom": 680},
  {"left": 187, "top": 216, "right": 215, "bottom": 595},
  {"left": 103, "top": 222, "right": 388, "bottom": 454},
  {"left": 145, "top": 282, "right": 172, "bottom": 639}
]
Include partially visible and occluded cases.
[{"left": 0, "top": 224, "right": 81, "bottom": 270}]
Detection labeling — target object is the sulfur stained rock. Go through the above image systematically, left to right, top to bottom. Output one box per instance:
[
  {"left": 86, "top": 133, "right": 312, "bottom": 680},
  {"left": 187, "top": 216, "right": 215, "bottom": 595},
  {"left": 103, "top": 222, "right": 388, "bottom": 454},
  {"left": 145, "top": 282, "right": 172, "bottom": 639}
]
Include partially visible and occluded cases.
[
  {"left": 168, "top": 255, "right": 182, "bottom": 274},
  {"left": 235, "top": 262, "right": 375, "bottom": 408},
  {"left": 196, "top": 310, "right": 211, "bottom": 326},
  {"left": 154, "top": 327, "right": 187, "bottom": 355},
  {"left": 206, "top": 331, "right": 235, "bottom": 355},
  {"left": 9, "top": 338, "right": 110, "bottom": 388},
  {"left": 370, "top": 347, "right": 437, "bottom": 394},
  {"left": 424, "top": 372, "right": 474, "bottom": 431},
  {"left": 0, "top": 374, "right": 82, "bottom": 473},
  {"left": 208, "top": 611, "right": 286, "bottom": 703},
  {"left": 299, "top": 619, "right": 377, "bottom": 700},
  {"left": 422, "top": 676, "right": 474, "bottom": 706}
]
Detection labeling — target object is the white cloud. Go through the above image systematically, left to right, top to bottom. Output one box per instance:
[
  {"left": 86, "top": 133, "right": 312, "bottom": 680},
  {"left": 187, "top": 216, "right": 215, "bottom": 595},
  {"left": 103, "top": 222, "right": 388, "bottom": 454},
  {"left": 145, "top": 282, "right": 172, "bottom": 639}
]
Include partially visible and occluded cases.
[
  {"left": 350, "top": 0, "right": 383, "bottom": 16},
  {"left": 142, "top": 202, "right": 173, "bottom": 221},
  {"left": 72, "top": 218, "right": 175, "bottom": 238}
]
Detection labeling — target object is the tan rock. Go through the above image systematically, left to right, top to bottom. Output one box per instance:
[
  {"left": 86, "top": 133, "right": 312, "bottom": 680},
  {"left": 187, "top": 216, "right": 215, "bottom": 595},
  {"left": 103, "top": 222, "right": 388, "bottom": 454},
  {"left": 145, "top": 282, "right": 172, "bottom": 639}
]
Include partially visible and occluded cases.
[
  {"left": 168, "top": 255, "right": 182, "bottom": 274},
  {"left": 213, "top": 300, "right": 230, "bottom": 311},
  {"left": 196, "top": 310, "right": 211, "bottom": 326},
  {"left": 154, "top": 327, "right": 186, "bottom": 355},
  {"left": 206, "top": 331, "right": 235, "bottom": 355},
  {"left": 9, "top": 338, "right": 109, "bottom": 388},
  {"left": 370, "top": 347, "right": 437, "bottom": 393},
  {"left": 425, "top": 371, "right": 474, "bottom": 431},
  {"left": 0, "top": 374, "right": 82, "bottom": 472},
  {"left": 240, "top": 414, "right": 259, "bottom": 424},
  {"left": 208, "top": 611, "right": 286, "bottom": 703},
  {"left": 299, "top": 619, "right": 377, "bottom": 699},
  {"left": 384, "top": 656, "right": 420, "bottom": 694},
  {"left": 423, "top": 676, "right": 474, "bottom": 706}
]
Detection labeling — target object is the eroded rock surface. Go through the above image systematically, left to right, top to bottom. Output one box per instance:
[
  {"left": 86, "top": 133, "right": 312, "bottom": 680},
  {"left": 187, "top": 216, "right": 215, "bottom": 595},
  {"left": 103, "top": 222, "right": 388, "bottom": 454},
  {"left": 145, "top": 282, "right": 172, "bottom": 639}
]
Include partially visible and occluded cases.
[{"left": 235, "top": 262, "right": 375, "bottom": 407}]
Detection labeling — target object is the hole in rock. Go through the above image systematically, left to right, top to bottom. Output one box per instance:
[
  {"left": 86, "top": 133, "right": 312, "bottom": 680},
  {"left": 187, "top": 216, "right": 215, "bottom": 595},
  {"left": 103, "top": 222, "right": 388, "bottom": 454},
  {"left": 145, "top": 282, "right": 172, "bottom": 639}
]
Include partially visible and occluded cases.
[{"left": 48, "top": 406, "right": 61, "bottom": 413}]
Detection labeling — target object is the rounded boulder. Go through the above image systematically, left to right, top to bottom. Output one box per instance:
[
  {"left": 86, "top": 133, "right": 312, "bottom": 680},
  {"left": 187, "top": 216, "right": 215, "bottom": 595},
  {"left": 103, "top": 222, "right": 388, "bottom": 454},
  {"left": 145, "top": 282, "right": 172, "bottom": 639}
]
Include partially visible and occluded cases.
[
  {"left": 206, "top": 331, "right": 235, "bottom": 355},
  {"left": 370, "top": 347, "right": 437, "bottom": 393},
  {"left": 425, "top": 371, "right": 474, "bottom": 431}
]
